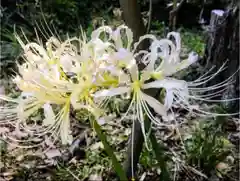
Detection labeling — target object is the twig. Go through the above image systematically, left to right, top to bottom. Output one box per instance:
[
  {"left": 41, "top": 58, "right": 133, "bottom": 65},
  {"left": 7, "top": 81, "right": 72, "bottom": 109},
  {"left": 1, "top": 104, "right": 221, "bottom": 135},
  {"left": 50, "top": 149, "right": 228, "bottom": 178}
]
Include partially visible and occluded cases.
[
  {"left": 147, "top": 0, "right": 152, "bottom": 33},
  {"left": 65, "top": 166, "right": 81, "bottom": 181}
]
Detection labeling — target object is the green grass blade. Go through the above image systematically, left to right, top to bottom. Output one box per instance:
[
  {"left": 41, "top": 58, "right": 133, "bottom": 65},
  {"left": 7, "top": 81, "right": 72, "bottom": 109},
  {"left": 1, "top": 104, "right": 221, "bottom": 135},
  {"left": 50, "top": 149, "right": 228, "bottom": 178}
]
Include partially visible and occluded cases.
[{"left": 92, "top": 119, "right": 128, "bottom": 181}]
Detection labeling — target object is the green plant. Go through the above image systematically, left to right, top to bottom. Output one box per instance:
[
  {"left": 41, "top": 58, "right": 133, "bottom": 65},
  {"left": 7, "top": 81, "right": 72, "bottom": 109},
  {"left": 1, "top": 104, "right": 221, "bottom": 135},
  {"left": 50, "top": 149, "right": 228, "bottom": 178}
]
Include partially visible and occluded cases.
[
  {"left": 151, "top": 20, "right": 167, "bottom": 36},
  {"left": 180, "top": 28, "right": 205, "bottom": 56},
  {"left": 185, "top": 120, "right": 233, "bottom": 174}
]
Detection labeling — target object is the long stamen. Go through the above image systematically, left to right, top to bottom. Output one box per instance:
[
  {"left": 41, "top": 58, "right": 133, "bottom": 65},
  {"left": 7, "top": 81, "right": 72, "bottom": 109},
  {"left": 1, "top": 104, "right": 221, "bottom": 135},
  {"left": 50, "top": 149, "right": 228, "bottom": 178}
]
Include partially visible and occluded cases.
[
  {"left": 188, "top": 63, "right": 227, "bottom": 86},
  {"left": 190, "top": 66, "right": 216, "bottom": 83},
  {"left": 172, "top": 90, "right": 240, "bottom": 117},
  {"left": 136, "top": 92, "right": 150, "bottom": 151},
  {"left": 131, "top": 105, "right": 135, "bottom": 180}
]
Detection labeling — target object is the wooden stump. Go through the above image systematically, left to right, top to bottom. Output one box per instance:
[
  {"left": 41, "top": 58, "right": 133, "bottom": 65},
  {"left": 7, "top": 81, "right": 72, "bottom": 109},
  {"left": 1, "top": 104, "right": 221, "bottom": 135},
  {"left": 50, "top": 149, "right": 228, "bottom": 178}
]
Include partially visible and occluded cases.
[{"left": 202, "top": 3, "right": 239, "bottom": 113}]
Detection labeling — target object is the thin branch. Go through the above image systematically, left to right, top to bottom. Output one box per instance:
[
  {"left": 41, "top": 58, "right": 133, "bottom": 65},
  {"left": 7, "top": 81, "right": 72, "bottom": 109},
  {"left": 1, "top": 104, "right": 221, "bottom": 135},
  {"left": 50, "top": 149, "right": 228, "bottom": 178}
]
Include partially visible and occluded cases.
[
  {"left": 147, "top": 0, "right": 152, "bottom": 33},
  {"left": 169, "top": 0, "right": 186, "bottom": 30}
]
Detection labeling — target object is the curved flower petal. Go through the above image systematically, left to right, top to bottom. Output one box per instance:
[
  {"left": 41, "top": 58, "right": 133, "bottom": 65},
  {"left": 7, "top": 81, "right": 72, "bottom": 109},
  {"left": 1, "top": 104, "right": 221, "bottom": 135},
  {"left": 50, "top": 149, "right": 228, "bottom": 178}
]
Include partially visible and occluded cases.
[
  {"left": 112, "top": 25, "right": 133, "bottom": 50},
  {"left": 91, "top": 26, "right": 113, "bottom": 41},
  {"left": 167, "top": 32, "right": 181, "bottom": 52},
  {"left": 133, "top": 34, "right": 157, "bottom": 53},
  {"left": 46, "top": 37, "right": 61, "bottom": 53},
  {"left": 90, "top": 38, "right": 112, "bottom": 55},
  {"left": 145, "top": 39, "right": 176, "bottom": 72},
  {"left": 24, "top": 43, "right": 49, "bottom": 61},
  {"left": 113, "top": 48, "right": 134, "bottom": 67},
  {"left": 175, "top": 51, "right": 199, "bottom": 72},
  {"left": 160, "top": 52, "right": 198, "bottom": 77},
  {"left": 60, "top": 54, "right": 76, "bottom": 72},
  {"left": 128, "top": 61, "right": 139, "bottom": 81},
  {"left": 119, "top": 71, "right": 130, "bottom": 84},
  {"left": 142, "top": 78, "right": 187, "bottom": 90},
  {"left": 143, "top": 79, "right": 189, "bottom": 110},
  {"left": 94, "top": 87, "right": 130, "bottom": 98},
  {"left": 164, "top": 90, "right": 174, "bottom": 110},
  {"left": 141, "top": 92, "right": 167, "bottom": 116},
  {"left": 0, "top": 95, "right": 19, "bottom": 103},
  {"left": 43, "top": 103, "right": 56, "bottom": 126},
  {"left": 60, "top": 112, "right": 73, "bottom": 145}
]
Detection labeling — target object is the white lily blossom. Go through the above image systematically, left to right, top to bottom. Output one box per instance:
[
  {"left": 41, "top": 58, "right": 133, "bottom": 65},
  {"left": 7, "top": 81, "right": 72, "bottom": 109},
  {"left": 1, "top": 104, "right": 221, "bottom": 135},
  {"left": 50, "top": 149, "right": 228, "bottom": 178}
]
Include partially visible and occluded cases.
[{"left": 0, "top": 24, "right": 238, "bottom": 149}]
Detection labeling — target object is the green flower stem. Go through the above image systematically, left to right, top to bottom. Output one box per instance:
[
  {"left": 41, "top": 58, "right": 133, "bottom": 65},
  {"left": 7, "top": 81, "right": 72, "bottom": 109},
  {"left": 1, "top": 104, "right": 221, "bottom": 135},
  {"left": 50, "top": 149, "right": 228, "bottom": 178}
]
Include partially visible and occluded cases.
[
  {"left": 92, "top": 119, "right": 128, "bottom": 181},
  {"left": 123, "top": 119, "right": 144, "bottom": 180},
  {"left": 149, "top": 128, "right": 170, "bottom": 180}
]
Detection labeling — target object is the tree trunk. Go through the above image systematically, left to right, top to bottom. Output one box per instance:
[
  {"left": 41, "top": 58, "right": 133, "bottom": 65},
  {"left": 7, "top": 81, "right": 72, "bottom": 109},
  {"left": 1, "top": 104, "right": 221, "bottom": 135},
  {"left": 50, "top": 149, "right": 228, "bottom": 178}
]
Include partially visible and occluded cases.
[
  {"left": 119, "top": 0, "right": 146, "bottom": 42},
  {"left": 119, "top": 1, "right": 146, "bottom": 180},
  {"left": 202, "top": 1, "right": 239, "bottom": 113}
]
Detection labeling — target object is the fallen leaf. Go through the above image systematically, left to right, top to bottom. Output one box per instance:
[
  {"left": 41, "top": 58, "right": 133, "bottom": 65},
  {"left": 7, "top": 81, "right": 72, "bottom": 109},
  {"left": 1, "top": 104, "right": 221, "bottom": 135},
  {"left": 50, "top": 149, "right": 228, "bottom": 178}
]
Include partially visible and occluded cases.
[
  {"left": 0, "top": 86, "right": 5, "bottom": 95},
  {"left": 97, "top": 117, "right": 106, "bottom": 125},
  {"left": 0, "top": 127, "right": 9, "bottom": 134},
  {"left": 11, "top": 130, "right": 28, "bottom": 139},
  {"left": 90, "top": 142, "right": 103, "bottom": 151},
  {"left": 45, "top": 149, "right": 61, "bottom": 159},
  {"left": 216, "top": 162, "right": 229, "bottom": 171},
  {"left": 2, "top": 171, "right": 15, "bottom": 177},
  {"left": 88, "top": 174, "right": 102, "bottom": 181}
]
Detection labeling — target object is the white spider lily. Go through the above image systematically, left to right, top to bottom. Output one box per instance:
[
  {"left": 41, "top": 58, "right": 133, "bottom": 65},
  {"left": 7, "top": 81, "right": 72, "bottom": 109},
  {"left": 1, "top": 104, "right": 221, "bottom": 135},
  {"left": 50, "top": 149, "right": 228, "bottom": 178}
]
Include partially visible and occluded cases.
[
  {"left": 1, "top": 24, "right": 237, "bottom": 151},
  {"left": 91, "top": 25, "right": 134, "bottom": 68},
  {"left": 91, "top": 25, "right": 134, "bottom": 52},
  {"left": 123, "top": 32, "right": 194, "bottom": 111},
  {"left": 139, "top": 32, "right": 238, "bottom": 116},
  {"left": 142, "top": 32, "right": 199, "bottom": 79},
  {"left": 0, "top": 36, "right": 77, "bottom": 145},
  {"left": 93, "top": 56, "right": 167, "bottom": 147},
  {"left": 13, "top": 61, "right": 71, "bottom": 104},
  {"left": 0, "top": 93, "right": 73, "bottom": 146}
]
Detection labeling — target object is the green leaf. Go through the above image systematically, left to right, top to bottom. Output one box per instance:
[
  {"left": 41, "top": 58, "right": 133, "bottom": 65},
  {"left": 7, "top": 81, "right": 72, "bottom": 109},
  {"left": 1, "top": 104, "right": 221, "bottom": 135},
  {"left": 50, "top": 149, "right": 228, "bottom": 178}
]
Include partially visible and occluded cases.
[{"left": 92, "top": 119, "right": 128, "bottom": 181}]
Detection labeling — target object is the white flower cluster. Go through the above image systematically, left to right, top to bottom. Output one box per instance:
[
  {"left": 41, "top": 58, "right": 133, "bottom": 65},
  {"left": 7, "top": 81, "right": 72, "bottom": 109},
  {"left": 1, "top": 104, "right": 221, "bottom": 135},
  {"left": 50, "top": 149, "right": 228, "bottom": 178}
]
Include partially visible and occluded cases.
[{"left": 0, "top": 25, "right": 234, "bottom": 147}]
